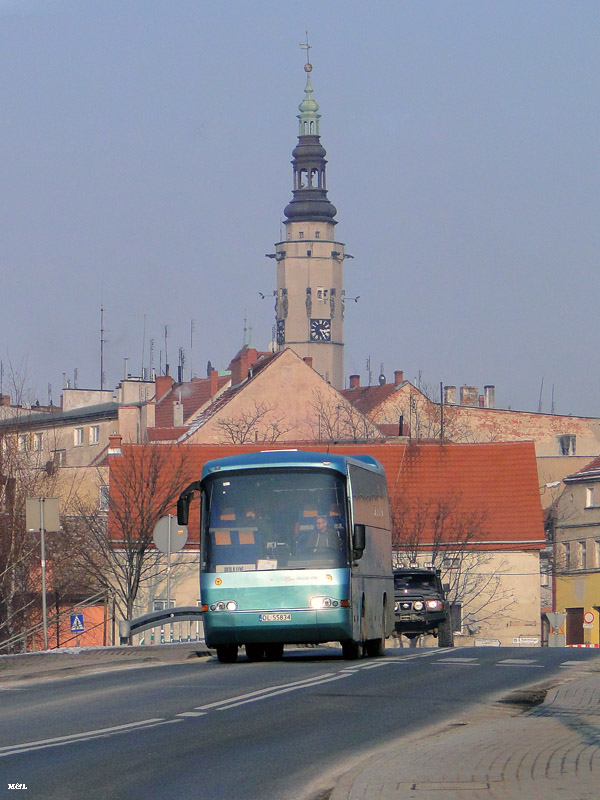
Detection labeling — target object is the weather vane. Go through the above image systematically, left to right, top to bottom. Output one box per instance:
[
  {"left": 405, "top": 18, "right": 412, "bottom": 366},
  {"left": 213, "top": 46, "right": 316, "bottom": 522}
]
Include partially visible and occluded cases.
[{"left": 299, "top": 32, "right": 312, "bottom": 72}]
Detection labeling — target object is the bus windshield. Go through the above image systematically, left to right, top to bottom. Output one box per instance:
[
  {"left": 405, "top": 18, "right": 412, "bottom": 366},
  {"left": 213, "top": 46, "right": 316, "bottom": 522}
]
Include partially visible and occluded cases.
[{"left": 203, "top": 469, "right": 348, "bottom": 572}]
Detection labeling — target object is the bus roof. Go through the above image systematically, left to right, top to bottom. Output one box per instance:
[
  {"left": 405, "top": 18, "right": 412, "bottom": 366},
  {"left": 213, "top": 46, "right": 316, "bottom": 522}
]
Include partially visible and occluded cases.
[{"left": 200, "top": 449, "right": 385, "bottom": 480}]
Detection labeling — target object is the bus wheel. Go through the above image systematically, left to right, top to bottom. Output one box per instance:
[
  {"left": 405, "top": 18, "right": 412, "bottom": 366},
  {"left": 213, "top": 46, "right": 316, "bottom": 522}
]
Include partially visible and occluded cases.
[
  {"left": 341, "top": 639, "right": 362, "bottom": 659},
  {"left": 245, "top": 643, "right": 266, "bottom": 661},
  {"left": 264, "top": 643, "right": 284, "bottom": 661},
  {"left": 216, "top": 644, "right": 238, "bottom": 663}
]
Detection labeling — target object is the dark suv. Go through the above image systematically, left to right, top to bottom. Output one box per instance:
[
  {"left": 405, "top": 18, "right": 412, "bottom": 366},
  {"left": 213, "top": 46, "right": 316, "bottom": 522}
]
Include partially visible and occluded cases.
[{"left": 393, "top": 568, "right": 454, "bottom": 647}]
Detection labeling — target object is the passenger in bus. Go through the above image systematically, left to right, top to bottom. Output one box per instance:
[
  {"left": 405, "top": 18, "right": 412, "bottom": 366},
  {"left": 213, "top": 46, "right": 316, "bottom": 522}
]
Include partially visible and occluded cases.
[{"left": 297, "top": 515, "right": 343, "bottom": 554}]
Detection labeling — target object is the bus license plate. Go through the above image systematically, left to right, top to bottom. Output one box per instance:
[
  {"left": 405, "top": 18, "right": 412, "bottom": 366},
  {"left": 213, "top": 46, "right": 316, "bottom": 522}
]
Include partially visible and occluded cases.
[{"left": 259, "top": 613, "right": 291, "bottom": 622}]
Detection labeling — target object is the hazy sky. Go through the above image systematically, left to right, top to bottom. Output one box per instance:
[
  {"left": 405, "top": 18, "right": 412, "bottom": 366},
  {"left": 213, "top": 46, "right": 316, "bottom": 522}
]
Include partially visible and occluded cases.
[{"left": 1, "top": 1, "right": 598, "bottom": 416}]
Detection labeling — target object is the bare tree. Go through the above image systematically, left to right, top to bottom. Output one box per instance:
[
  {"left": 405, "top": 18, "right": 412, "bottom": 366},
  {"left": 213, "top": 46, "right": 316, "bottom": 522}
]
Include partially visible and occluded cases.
[
  {"left": 308, "top": 389, "right": 383, "bottom": 443},
  {"left": 215, "top": 401, "right": 295, "bottom": 444},
  {"left": 66, "top": 445, "right": 193, "bottom": 620},
  {"left": 391, "top": 489, "right": 515, "bottom": 632}
]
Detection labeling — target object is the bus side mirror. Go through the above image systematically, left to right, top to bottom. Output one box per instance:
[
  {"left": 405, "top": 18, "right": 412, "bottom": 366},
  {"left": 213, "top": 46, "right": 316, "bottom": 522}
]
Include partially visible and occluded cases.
[
  {"left": 177, "top": 495, "right": 190, "bottom": 526},
  {"left": 353, "top": 523, "right": 366, "bottom": 560}
]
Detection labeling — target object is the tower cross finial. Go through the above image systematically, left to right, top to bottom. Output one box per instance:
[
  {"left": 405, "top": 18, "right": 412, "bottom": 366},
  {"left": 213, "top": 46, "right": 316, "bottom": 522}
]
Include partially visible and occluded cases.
[{"left": 299, "top": 32, "right": 312, "bottom": 71}]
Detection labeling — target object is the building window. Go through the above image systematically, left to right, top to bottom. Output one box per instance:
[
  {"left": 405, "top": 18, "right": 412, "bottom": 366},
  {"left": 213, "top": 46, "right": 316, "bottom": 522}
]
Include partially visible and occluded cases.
[
  {"left": 315, "top": 230, "right": 320, "bottom": 238},
  {"left": 299, "top": 231, "right": 304, "bottom": 239},
  {"left": 89, "top": 425, "right": 99, "bottom": 445},
  {"left": 74, "top": 427, "right": 84, "bottom": 446},
  {"left": 33, "top": 432, "right": 43, "bottom": 452},
  {"left": 18, "top": 434, "right": 28, "bottom": 452},
  {"left": 557, "top": 434, "right": 576, "bottom": 455},
  {"left": 52, "top": 449, "right": 66, "bottom": 467},
  {"left": 99, "top": 485, "right": 109, "bottom": 512},
  {"left": 586, "top": 486, "right": 597, "bottom": 508},
  {"left": 575, "top": 540, "right": 587, "bottom": 570},
  {"left": 594, "top": 540, "right": 600, "bottom": 569},
  {"left": 153, "top": 599, "right": 175, "bottom": 611}
]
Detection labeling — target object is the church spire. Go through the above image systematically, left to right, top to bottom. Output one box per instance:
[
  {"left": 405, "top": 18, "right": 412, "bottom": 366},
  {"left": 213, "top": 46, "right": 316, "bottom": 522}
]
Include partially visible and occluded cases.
[{"left": 283, "top": 42, "right": 337, "bottom": 224}]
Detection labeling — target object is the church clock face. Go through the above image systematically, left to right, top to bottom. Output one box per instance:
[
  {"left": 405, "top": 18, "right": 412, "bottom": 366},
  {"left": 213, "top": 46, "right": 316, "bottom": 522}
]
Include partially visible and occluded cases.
[
  {"left": 310, "top": 318, "right": 331, "bottom": 341},
  {"left": 276, "top": 319, "right": 285, "bottom": 345}
]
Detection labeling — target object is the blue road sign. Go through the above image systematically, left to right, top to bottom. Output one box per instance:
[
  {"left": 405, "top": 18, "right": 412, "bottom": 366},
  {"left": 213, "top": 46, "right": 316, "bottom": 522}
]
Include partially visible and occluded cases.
[{"left": 70, "top": 614, "right": 85, "bottom": 633}]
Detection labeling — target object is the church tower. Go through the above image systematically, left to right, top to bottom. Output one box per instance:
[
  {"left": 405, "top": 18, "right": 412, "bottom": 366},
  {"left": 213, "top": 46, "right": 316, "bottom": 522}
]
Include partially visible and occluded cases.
[{"left": 272, "top": 48, "right": 346, "bottom": 389}]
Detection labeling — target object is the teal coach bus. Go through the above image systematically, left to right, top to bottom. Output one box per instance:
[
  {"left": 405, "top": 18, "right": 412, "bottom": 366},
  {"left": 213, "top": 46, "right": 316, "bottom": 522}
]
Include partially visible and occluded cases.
[{"left": 177, "top": 450, "right": 394, "bottom": 663}]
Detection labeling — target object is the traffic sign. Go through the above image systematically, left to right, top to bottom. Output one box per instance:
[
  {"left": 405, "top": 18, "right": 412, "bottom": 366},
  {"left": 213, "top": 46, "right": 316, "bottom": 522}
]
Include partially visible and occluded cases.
[
  {"left": 153, "top": 516, "right": 188, "bottom": 553},
  {"left": 583, "top": 611, "right": 595, "bottom": 624},
  {"left": 70, "top": 614, "right": 84, "bottom": 633}
]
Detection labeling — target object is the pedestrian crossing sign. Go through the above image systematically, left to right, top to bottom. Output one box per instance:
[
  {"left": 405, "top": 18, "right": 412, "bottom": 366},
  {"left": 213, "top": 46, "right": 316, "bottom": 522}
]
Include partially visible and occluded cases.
[{"left": 70, "top": 614, "right": 84, "bottom": 633}]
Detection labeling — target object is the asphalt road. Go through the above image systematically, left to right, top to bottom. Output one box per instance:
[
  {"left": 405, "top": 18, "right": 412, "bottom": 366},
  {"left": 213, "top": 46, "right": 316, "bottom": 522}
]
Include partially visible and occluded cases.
[{"left": 1, "top": 646, "right": 599, "bottom": 800}]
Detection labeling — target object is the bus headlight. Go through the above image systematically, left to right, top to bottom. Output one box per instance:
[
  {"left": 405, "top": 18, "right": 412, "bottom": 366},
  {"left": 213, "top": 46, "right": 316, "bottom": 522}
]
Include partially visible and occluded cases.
[{"left": 310, "top": 596, "right": 340, "bottom": 609}]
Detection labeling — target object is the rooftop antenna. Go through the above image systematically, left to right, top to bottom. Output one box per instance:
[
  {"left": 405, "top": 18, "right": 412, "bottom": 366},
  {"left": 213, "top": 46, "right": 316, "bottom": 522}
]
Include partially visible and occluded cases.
[
  {"left": 100, "top": 306, "right": 106, "bottom": 390},
  {"left": 141, "top": 313, "right": 147, "bottom": 379},
  {"left": 243, "top": 316, "right": 248, "bottom": 347},
  {"left": 190, "top": 319, "right": 195, "bottom": 378},
  {"left": 164, "top": 325, "right": 169, "bottom": 375},
  {"left": 150, "top": 338, "right": 155, "bottom": 376},
  {"left": 366, "top": 356, "right": 372, "bottom": 386},
  {"left": 73, "top": 368, "right": 78, "bottom": 390},
  {"left": 538, "top": 377, "right": 544, "bottom": 413},
  {"left": 47, "top": 383, "right": 52, "bottom": 406},
  {"left": 551, "top": 383, "right": 555, "bottom": 415}
]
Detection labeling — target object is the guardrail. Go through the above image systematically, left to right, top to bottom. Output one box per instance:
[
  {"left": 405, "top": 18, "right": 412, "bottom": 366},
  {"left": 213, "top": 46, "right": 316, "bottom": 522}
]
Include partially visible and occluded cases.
[{"left": 119, "top": 607, "right": 204, "bottom": 645}]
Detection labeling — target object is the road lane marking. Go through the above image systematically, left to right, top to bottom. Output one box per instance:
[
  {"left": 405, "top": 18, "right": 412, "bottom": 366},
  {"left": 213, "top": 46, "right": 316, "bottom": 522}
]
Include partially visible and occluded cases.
[
  {"left": 436, "top": 657, "right": 479, "bottom": 664},
  {"left": 195, "top": 672, "right": 335, "bottom": 710},
  {"left": 215, "top": 673, "right": 352, "bottom": 710},
  {"left": 176, "top": 711, "right": 208, "bottom": 717},
  {"left": 0, "top": 718, "right": 180, "bottom": 759}
]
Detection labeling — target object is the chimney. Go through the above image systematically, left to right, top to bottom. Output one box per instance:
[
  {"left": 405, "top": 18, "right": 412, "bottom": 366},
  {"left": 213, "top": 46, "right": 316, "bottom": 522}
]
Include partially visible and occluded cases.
[
  {"left": 303, "top": 356, "right": 313, "bottom": 368},
  {"left": 209, "top": 369, "right": 219, "bottom": 397},
  {"left": 394, "top": 370, "right": 404, "bottom": 386},
  {"left": 155, "top": 374, "right": 174, "bottom": 401},
  {"left": 349, "top": 374, "right": 360, "bottom": 389},
  {"left": 484, "top": 385, "right": 495, "bottom": 409},
  {"left": 443, "top": 386, "right": 457, "bottom": 404},
  {"left": 459, "top": 386, "right": 479, "bottom": 406},
  {"left": 479, "top": 395, "right": 485, "bottom": 407},
  {"left": 173, "top": 401, "right": 184, "bottom": 427},
  {"left": 108, "top": 433, "right": 122, "bottom": 455}
]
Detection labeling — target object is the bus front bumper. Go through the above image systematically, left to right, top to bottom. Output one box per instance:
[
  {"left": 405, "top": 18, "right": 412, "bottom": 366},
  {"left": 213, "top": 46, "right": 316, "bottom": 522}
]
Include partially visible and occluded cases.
[{"left": 204, "top": 608, "right": 352, "bottom": 647}]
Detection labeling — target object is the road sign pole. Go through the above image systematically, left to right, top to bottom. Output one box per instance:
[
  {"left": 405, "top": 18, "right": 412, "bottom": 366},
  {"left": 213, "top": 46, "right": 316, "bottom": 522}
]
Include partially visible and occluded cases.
[
  {"left": 39, "top": 499, "right": 48, "bottom": 651},
  {"left": 167, "top": 515, "right": 172, "bottom": 609}
]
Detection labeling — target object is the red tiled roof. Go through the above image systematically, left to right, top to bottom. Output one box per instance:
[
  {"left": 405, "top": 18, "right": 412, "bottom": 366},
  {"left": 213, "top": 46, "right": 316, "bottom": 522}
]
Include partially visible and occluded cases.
[
  {"left": 154, "top": 375, "right": 230, "bottom": 428},
  {"left": 340, "top": 383, "right": 400, "bottom": 415},
  {"left": 109, "top": 440, "right": 544, "bottom": 550},
  {"left": 567, "top": 454, "right": 600, "bottom": 479}
]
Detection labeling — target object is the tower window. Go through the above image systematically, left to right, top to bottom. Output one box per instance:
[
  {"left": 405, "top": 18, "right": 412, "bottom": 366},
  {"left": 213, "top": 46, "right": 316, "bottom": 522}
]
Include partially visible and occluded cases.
[
  {"left": 299, "top": 231, "right": 304, "bottom": 239},
  {"left": 315, "top": 231, "right": 320, "bottom": 238}
]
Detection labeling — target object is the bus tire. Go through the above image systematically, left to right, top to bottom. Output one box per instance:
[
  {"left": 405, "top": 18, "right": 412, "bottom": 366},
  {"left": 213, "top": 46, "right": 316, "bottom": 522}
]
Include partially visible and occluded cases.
[
  {"left": 365, "top": 607, "right": 386, "bottom": 657},
  {"left": 341, "top": 639, "right": 362, "bottom": 659},
  {"left": 245, "top": 643, "right": 266, "bottom": 661},
  {"left": 264, "top": 643, "right": 284, "bottom": 661},
  {"left": 216, "top": 644, "right": 238, "bottom": 663}
]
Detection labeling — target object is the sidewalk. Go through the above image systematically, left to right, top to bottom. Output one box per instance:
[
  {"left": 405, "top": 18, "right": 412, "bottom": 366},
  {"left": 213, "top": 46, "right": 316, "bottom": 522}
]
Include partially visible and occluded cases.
[
  {"left": 0, "top": 641, "right": 211, "bottom": 684},
  {"left": 330, "top": 662, "right": 600, "bottom": 800}
]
